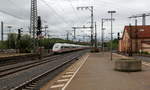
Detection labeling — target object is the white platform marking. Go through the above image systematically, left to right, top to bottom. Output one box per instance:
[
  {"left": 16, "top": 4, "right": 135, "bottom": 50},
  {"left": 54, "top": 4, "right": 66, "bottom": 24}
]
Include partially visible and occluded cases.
[
  {"left": 61, "top": 54, "right": 89, "bottom": 90},
  {"left": 65, "top": 72, "right": 74, "bottom": 74},
  {"left": 62, "top": 75, "right": 72, "bottom": 78},
  {"left": 57, "top": 79, "right": 69, "bottom": 82},
  {"left": 50, "top": 84, "right": 65, "bottom": 88}
]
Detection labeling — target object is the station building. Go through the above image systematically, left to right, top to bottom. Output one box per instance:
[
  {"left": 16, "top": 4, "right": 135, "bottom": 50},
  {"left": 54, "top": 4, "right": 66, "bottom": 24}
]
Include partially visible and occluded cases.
[{"left": 119, "top": 25, "right": 150, "bottom": 53}]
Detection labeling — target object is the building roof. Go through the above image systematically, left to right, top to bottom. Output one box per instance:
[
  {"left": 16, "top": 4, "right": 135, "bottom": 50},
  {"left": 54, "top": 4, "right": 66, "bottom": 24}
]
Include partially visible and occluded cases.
[{"left": 122, "top": 25, "right": 150, "bottom": 39}]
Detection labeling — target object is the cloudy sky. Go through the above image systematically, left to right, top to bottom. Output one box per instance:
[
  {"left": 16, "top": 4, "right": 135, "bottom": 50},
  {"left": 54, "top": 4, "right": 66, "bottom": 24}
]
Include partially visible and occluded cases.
[{"left": 0, "top": 0, "right": 150, "bottom": 41}]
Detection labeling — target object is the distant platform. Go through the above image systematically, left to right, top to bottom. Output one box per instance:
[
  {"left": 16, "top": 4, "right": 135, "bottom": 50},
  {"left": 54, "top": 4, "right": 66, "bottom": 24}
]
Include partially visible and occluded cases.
[{"left": 0, "top": 53, "right": 30, "bottom": 58}]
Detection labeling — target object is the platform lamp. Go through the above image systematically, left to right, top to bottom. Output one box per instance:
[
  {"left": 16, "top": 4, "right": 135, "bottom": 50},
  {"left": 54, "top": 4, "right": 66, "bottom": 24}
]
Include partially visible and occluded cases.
[{"left": 108, "top": 11, "right": 116, "bottom": 61}]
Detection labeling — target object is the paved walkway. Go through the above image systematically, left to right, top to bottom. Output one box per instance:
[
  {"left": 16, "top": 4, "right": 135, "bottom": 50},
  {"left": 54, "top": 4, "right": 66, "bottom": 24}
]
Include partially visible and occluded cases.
[{"left": 64, "top": 52, "right": 150, "bottom": 90}]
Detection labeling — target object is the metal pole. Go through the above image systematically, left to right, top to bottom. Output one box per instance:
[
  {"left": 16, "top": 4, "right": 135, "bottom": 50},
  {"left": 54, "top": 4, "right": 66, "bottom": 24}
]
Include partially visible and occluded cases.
[
  {"left": 31, "top": 0, "right": 38, "bottom": 53},
  {"left": 76, "top": 6, "right": 94, "bottom": 46},
  {"left": 91, "top": 6, "right": 94, "bottom": 47},
  {"left": 108, "top": 11, "right": 116, "bottom": 61},
  {"left": 110, "top": 13, "right": 113, "bottom": 60},
  {"left": 142, "top": 14, "right": 146, "bottom": 26},
  {"left": 101, "top": 19, "right": 104, "bottom": 51},
  {"left": 135, "top": 19, "right": 138, "bottom": 53},
  {"left": 1, "top": 21, "right": 3, "bottom": 41},
  {"left": 95, "top": 22, "right": 97, "bottom": 48},
  {"left": 129, "top": 24, "right": 133, "bottom": 56},
  {"left": 7, "top": 26, "right": 12, "bottom": 49},
  {"left": 45, "top": 27, "right": 46, "bottom": 37},
  {"left": 73, "top": 27, "right": 76, "bottom": 40},
  {"left": 67, "top": 32, "right": 69, "bottom": 40}
]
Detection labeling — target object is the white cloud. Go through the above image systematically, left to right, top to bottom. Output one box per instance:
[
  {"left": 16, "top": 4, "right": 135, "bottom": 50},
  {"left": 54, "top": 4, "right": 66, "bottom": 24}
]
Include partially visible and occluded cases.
[{"left": 0, "top": 0, "right": 150, "bottom": 40}]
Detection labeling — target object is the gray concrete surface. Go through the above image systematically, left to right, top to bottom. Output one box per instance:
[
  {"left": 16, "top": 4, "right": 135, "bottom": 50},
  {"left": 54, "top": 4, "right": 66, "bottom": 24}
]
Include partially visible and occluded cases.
[{"left": 65, "top": 52, "right": 150, "bottom": 90}]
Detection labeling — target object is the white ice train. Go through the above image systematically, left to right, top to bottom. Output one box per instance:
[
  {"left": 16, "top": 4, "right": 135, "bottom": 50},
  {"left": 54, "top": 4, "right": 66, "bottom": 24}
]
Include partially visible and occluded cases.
[{"left": 52, "top": 43, "right": 89, "bottom": 53}]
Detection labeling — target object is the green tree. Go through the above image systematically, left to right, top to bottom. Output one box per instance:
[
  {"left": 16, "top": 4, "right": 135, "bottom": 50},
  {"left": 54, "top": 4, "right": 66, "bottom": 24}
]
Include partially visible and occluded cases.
[
  {"left": 7, "top": 33, "right": 18, "bottom": 49},
  {"left": 18, "top": 34, "right": 33, "bottom": 53},
  {"left": 106, "top": 39, "right": 119, "bottom": 50},
  {"left": 0, "top": 41, "right": 7, "bottom": 49}
]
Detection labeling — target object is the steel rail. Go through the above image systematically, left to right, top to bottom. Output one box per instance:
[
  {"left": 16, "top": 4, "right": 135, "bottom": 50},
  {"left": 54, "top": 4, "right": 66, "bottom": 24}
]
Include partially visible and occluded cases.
[
  {"left": 0, "top": 52, "right": 76, "bottom": 78},
  {"left": 10, "top": 53, "right": 82, "bottom": 90}
]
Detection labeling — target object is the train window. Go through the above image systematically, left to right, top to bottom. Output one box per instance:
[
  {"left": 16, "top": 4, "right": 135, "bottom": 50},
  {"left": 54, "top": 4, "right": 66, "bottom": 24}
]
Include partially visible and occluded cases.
[
  {"left": 55, "top": 45, "right": 59, "bottom": 48},
  {"left": 64, "top": 46, "right": 69, "bottom": 48},
  {"left": 65, "top": 46, "right": 69, "bottom": 48}
]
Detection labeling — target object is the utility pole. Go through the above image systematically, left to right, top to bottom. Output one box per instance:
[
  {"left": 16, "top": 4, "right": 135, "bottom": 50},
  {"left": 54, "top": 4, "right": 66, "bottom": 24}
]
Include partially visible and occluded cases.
[
  {"left": 30, "top": 0, "right": 38, "bottom": 52},
  {"left": 77, "top": 6, "right": 94, "bottom": 47},
  {"left": 91, "top": 6, "right": 94, "bottom": 47},
  {"left": 108, "top": 11, "right": 116, "bottom": 61},
  {"left": 129, "top": 13, "right": 150, "bottom": 26},
  {"left": 142, "top": 14, "right": 146, "bottom": 25},
  {"left": 101, "top": 18, "right": 114, "bottom": 52},
  {"left": 101, "top": 19, "right": 104, "bottom": 51},
  {"left": 135, "top": 19, "right": 138, "bottom": 53},
  {"left": 1, "top": 21, "right": 3, "bottom": 41},
  {"left": 95, "top": 22, "right": 97, "bottom": 48},
  {"left": 129, "top": 23, "right": 133, "bottom": 56},
  {"left": 44, "top": 25, "right": 48, "bottom": 38},
  {"left": 7, "top": 26, "right": 12, "bottom": 49},
  {"left": 72, "top": 26, "right": 91, "bottom": 42},
  {"left": 72, "top": 27, "right": 76, "bottom": 40},
  {"left": 66, "top": 32, "right": 69, "bottom": 40},
  {"left": 117, "top": 32, "right": 120, "bottom": 53}
]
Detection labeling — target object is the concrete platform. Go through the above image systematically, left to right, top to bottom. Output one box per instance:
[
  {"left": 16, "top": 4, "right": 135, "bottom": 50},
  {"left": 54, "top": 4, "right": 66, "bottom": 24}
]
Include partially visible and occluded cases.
[
  {"left": 64, "top": 52, "right": 150, "bottom": 90},
  {"left": 41, "top": 53, "right": 150, "bottom": 90}
]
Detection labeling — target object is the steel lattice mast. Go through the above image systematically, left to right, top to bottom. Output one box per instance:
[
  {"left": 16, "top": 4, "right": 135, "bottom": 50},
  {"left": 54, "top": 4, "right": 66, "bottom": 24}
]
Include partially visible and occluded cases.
[{"left": 30, "top": 0, "right": 38, "bottom": 52}]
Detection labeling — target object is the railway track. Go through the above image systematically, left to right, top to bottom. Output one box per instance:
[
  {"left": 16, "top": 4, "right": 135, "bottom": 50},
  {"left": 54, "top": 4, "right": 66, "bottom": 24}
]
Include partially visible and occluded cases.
[
  {"left": 0, "top": 50, "right": 88, "bottom": 90},
  {"left": 0, "top": 52, "right": 77, "bottom": 78},
  {"left": 11, "top": 53, "right": 81, "bottom": 90}
]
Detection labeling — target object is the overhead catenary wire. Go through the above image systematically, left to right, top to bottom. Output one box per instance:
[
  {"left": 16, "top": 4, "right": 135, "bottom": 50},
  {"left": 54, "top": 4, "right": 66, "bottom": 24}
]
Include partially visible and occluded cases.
[
  {"left": 0, "top": 0, "right": 28, "bottom": 20},
  {"left": 7, "top": 0, "right": 22, "bottom": 10},
  {"left": 39, "top": 0, "right": 92, "bottom": 37},
  {"left": 40, "top": 0, "right": 73, "bottom": 27},
  {"left": 55, "top": 0, "right": 75, "bottom": 25},
  {"left": 67, "top": 0, "right": 83, "bottom": 24},
  {"left": 95, "top": 0, "right": 139, "bottom": 11},
  {"left": 0, "top": 9, "right": 24, "bottom": 20}
]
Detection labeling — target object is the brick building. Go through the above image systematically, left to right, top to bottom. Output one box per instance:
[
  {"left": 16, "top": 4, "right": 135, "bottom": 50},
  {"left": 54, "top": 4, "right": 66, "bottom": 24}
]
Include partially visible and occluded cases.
[{"left": 119, "top": 25, "right": 150, "bottom": 53}]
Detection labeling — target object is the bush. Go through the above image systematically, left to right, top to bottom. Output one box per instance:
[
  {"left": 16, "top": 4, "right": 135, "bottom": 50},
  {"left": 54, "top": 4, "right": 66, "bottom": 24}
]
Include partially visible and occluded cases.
[
  {"left": 4, "top": 33, "right": 89, "bottom": 53},
  {"left": 0, "top": 41, "right": 7, "bottom": 49},
  {"left": 141, "top": 51, "right": 149, "bottom": 55}
]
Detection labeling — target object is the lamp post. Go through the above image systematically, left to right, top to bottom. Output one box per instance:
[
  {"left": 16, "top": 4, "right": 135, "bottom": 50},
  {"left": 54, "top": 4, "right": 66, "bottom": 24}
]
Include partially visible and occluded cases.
[{"left": 108, "top": 11, "right": 116, "bottom": 61}]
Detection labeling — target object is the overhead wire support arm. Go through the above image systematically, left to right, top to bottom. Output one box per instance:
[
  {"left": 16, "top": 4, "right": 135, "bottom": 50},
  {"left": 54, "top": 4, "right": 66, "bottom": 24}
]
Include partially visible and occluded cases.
[
  {"left": 76, "top": 6, "right": 94, "bottom": 47},
  {"left": 129, "top": 13, "right": 150, "bottom": 26},
  {"left": 101, "top": 18, "right": 115, "bottom": 52},
  {"left": 72, "top": 26, "right": 92, "bottom": 40},
  {"left": 72, "top": 26, "right": 92, "bottom": 29}
]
